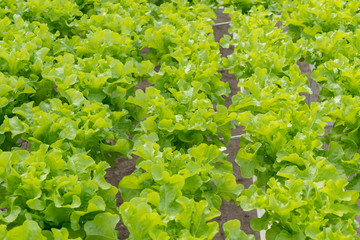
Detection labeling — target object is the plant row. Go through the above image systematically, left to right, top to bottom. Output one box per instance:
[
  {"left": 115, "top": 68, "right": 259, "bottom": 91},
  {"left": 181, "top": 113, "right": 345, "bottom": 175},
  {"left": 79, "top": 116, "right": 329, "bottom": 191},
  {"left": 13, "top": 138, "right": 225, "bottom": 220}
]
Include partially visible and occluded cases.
[{"left": 220, "top": 1, "right": 360, "bottom": 239}]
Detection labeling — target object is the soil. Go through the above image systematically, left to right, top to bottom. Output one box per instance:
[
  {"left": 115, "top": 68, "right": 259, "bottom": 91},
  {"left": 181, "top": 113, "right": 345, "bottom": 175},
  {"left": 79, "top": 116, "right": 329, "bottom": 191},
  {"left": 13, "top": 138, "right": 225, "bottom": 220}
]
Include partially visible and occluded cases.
[{"left": 105, "top": 12, "right": 360, "bottom": 240}]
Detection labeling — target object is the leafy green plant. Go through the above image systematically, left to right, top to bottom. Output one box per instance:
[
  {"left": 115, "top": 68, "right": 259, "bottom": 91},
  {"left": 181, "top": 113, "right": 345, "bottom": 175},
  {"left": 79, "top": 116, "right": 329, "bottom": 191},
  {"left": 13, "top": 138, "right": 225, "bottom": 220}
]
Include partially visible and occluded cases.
[
  {"left": 0, "top": 98, "right": 131, "bottom": 163},
  {"left": 119, "top": 142, "right": 243, "bottom": 239},
  {"left": 0, "top": 146, "right": 119, "bottom": 239}
]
